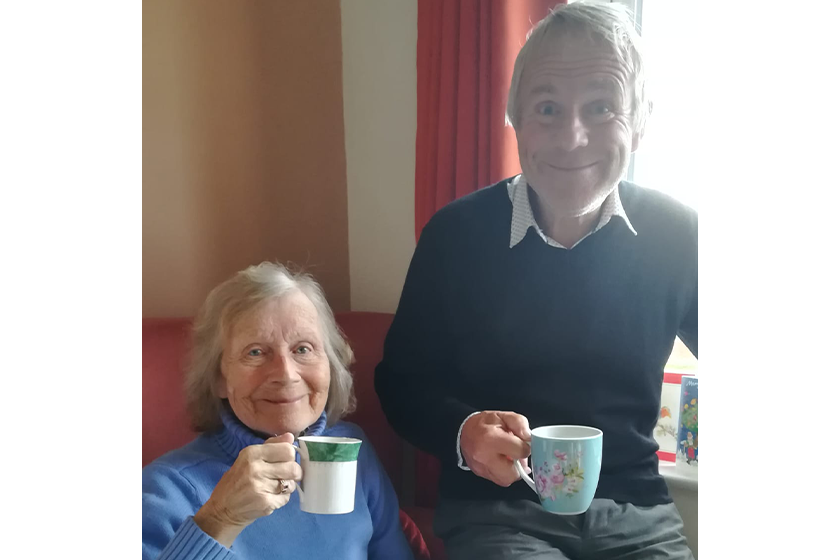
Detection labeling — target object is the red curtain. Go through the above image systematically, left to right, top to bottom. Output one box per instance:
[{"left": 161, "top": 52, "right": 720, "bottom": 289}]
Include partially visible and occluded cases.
[{"left": 415, "top": 0, "right": 564, "bottom": 241}]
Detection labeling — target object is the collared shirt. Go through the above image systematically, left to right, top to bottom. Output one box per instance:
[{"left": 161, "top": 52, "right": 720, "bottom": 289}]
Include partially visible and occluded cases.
[{"left": 507, "top": 173, "right": 637, "bottom": 249}]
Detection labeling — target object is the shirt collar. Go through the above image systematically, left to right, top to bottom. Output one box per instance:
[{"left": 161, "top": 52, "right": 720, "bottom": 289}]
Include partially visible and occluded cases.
[{"left": 507, "top": 174, "right": 637, "bottom": 249}]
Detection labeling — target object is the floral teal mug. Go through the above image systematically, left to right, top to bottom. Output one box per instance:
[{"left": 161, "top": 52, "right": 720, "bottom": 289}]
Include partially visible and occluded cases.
[{"left": 514, "top": 425, "right": 603, "bottom": 515}]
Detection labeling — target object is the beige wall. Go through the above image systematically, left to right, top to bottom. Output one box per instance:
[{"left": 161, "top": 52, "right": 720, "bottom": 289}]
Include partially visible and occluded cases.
[
  {"left": 143, "top": 0, "right": 350, "bottom": 317},
  {"left": 341, "top": 0, "right": 417, "bottom": 312}
]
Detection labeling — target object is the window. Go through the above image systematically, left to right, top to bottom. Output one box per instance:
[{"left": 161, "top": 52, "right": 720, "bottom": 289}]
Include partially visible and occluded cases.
[{"left": 624, "top": 0, "right": 699, "bottom": 211}]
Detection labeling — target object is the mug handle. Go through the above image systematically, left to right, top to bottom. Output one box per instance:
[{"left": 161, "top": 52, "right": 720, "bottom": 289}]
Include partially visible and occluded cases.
[
  {"left": 291, "top": 442, "right": 305, "bottom": 499},
  {"left": 514, "top": 444, "right": 537, "bottom": 495}
]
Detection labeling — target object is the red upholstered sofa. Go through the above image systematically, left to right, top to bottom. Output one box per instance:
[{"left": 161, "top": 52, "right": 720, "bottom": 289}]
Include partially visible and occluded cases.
[{"left": 143, "top": 312, "right": 446, "bottom": 560}]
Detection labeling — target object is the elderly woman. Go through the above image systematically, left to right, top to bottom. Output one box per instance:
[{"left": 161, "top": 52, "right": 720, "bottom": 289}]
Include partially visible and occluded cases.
[{"left": 142, "top": 262, "right": 414, "bottom": 560}]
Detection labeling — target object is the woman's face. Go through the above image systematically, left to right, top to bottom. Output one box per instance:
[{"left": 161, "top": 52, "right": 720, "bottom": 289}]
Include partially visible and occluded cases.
[{"left": 217, "top": 291, "right": 331, "bottom": 436}]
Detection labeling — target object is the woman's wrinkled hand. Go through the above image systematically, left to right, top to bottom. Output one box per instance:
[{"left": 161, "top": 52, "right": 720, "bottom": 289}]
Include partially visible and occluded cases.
[{"left": 194, "top": 433, "right": 302, "bottom": 547}]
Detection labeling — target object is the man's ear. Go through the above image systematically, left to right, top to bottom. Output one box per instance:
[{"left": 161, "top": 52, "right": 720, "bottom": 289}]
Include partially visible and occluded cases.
[
  {"left": 632, "top": 101, "right": 653, "bottom": 153},
  {"left": 631, "top": 130, "right": 642, "bottom": 153}
]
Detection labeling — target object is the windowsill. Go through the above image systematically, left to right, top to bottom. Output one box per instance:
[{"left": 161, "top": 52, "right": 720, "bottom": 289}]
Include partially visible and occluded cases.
[{"left": 658, "top": 461, "right": 698, "bottom": 492}]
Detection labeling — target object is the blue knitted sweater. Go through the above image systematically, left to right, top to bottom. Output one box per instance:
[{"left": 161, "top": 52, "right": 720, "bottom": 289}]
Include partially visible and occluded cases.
[{"left": 142, "top": 408, "right": 413, "bottom": 560}]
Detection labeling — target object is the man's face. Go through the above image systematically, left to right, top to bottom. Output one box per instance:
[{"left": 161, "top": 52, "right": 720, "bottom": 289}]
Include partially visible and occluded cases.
[{"left": 515, "top": 35, "right": 640, "bottom": 217}]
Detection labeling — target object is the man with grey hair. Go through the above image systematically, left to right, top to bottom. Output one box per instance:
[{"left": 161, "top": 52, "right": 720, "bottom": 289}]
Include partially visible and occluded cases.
[{"left": 376, "top": 2, "right": 697, "bottom": 558}]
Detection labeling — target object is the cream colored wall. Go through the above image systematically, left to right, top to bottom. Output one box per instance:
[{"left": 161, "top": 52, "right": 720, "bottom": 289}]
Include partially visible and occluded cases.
[
  {"left": 143, "top": 0, "right": 350, "bottom": 317},
  {"left": 340, "top": 0, "right": 417, "bottom": 313}
]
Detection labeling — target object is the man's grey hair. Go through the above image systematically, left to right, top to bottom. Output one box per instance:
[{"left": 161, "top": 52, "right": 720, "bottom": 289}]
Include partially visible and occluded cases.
[
  {"left": 505, "top": 1, "right": 651, "bottom": 134},
  {"left": 184, "top": 262, "right": 355, "bottom": 432}
]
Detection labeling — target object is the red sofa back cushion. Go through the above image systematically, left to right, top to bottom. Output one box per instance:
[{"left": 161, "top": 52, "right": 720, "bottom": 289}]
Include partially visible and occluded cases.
[{"left": 142, "top": 317, "right": 197, "bottom": 466}]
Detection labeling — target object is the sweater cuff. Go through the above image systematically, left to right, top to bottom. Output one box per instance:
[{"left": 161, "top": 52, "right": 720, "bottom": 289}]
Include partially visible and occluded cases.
[
  {"left": 456, "top": 411, "right": 482, "bottom": 471},
  {"left": 158, "top": 517, "right": 234, "bottom": 560}
]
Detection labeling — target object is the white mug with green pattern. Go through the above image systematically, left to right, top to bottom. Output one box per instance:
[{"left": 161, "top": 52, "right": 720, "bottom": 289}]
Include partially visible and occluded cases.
[{"left": 294, "top": 436, "right": 362, "bottom": 514}]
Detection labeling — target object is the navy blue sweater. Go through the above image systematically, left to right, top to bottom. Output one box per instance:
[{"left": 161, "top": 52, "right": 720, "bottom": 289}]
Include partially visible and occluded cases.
[{"left": 375, "top": 179, "right": 698, "bottom": 506}]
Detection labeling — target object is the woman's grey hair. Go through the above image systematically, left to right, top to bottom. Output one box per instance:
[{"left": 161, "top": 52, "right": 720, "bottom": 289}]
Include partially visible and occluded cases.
[
  {"left": 505, "top": 1, "right": 651, "bottom": 134},
  {"left": 184, "top": 262, "right": 355, "bottom": 432}
]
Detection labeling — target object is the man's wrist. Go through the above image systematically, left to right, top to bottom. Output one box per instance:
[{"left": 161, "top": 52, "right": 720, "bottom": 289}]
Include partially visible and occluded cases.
[{"left": 456, "top": 411, "right": 482, "bottom": 471}]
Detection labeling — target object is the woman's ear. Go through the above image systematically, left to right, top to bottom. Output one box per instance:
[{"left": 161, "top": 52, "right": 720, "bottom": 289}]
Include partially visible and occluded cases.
[{"left": 214, "top": 362, "right": 228, "bottom": 398}]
